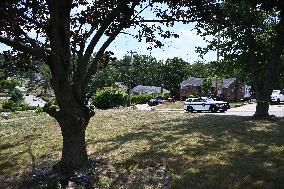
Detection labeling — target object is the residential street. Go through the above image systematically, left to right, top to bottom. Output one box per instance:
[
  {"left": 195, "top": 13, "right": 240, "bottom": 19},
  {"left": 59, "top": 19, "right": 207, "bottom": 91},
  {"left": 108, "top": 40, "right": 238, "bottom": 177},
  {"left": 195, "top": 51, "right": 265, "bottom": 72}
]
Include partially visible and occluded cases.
[
  {"left": 156, "top": 103, "right": 284, "bottom": 117},
  {"left": 221, "top": 103, "right": 284, "bottom": 117}
]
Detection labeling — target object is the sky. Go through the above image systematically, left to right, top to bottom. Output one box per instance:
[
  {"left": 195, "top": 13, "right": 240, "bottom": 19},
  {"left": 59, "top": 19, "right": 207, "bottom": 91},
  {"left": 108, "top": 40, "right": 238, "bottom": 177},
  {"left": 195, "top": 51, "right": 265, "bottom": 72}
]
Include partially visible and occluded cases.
[
  {"left": 0, "top": 3, "right": 217, "bottom": 63},
  {"left": 105, "top": 22, "right": 217, "bottom": 63}
]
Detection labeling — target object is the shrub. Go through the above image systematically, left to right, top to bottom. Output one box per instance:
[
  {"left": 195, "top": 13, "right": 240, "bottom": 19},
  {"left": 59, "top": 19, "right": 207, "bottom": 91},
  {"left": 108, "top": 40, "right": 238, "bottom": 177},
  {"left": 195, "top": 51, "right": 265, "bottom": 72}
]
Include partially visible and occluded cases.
[
  {"left": 0, "top": 78, "right": 20, "bottom": 91},
  {"left": 91, "top": 87, "right": 128, "bottom": 109},
  {"left": 9, "top": 88, "right": 23, "bottom": 103},
  {"left": 187, "top": 91, "right": 200, "bottom": 98},
  {"left": 2, "top": 100, "right": 18, "bottom": 112},
  {"left": 19, "top": 102, "right": 36, "bottom": 110},
  {"left": 35, "top": 107, "right": 44, "bottom": 113}
]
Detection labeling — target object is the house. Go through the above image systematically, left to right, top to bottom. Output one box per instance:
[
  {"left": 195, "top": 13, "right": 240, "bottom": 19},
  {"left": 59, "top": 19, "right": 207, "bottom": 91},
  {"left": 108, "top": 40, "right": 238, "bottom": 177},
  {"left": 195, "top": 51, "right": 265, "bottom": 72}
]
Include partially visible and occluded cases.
[
  {"left": 180, "top": 77, "right": 247, "bottom": 102},
  {"left": 131, "top": 85, "right": 170, "bottom": 95}
]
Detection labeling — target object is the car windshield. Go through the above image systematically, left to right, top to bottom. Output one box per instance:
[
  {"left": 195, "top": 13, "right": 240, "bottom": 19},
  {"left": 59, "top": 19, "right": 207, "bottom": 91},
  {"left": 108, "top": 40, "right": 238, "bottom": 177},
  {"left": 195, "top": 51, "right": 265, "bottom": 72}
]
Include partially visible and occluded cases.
[{"left": 272, "top": 90, "right": 279, "bottom": 95}]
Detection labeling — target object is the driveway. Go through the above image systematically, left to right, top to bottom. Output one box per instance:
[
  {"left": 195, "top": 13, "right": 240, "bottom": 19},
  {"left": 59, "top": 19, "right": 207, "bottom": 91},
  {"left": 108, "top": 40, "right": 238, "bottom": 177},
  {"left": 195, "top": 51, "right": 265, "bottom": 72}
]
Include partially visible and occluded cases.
[{"left": 24, "top": 95, "right": 46, "bottom": 107}]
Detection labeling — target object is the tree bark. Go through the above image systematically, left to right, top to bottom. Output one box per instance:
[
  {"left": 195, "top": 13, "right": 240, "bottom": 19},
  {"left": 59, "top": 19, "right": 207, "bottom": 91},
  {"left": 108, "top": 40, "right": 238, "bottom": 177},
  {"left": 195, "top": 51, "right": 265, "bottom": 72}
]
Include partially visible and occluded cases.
[
  {"left": 50, "top": 97, "right": 92, "bottom": 174},
  {"left": 58, "top": 114, "right": 89, "bottom": 174}
]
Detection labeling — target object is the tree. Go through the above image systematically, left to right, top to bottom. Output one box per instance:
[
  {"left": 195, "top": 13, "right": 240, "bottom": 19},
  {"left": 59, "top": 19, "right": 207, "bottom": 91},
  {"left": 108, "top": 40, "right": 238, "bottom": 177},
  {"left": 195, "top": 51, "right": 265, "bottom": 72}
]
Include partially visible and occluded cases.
[
  {"left": 0, "top": 0, "right": 219, "bottom": 174},
  {"left": 196, "top": 0, "right": 284, "bottom": 117},
  {"left": 162, "top": 57, "right": 191, "bottom": 98},
  {"left": 202, "top": 78, "right": 212, "bottom": 96}
]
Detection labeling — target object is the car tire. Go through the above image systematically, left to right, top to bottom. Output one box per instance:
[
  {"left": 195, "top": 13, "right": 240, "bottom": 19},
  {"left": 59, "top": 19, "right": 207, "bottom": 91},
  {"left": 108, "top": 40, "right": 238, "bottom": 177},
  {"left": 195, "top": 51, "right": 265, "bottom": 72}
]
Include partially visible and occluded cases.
[
  {"left": 277, "top": 98, "right": 280, "bottom": 105},
  {"left": 210, "top": 105, "right": 218, "bottom": 113},
  {"left": 187, "top": 106, "right": 193, "bottom": 113}
]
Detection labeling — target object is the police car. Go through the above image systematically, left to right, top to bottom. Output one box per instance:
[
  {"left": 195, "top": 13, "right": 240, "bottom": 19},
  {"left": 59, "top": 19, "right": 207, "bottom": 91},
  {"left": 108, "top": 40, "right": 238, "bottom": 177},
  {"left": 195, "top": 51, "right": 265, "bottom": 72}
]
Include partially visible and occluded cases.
[{"left": 184, "top": 97, "right": 230, "bottom": 113}]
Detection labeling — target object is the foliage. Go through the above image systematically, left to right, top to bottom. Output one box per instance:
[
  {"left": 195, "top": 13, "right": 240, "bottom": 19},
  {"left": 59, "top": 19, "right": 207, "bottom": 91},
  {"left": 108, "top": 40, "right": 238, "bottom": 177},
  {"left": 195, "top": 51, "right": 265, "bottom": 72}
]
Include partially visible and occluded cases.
[
  {"left": 162, "top": 57, "right": 191, "bottom": 98},
  {"left": 0, "top": 78, "right": 20, "bottom": 91},
  {"left": 202, "top": 78, "right": 212, "bottom": 96},
  {"left": 91, "top": 87, "right": 128, "bottom": 109},
  {"left": 8, "top": 88, "right": 23, "bottom": 103},
  {"left": 187, "top": 91, "right": 200, "bottom": 98},
  {"left": 130, "top": 93, "right": 170, "bottom": 105},
  {"left": 1, "top": 100, "right": 35, "bottom": 112},
  {"left": 2, "top": 100, "right": 18, "bottom": 111},
  {"left": 35, "top": 107, "right": 44, "bottom": 114}
]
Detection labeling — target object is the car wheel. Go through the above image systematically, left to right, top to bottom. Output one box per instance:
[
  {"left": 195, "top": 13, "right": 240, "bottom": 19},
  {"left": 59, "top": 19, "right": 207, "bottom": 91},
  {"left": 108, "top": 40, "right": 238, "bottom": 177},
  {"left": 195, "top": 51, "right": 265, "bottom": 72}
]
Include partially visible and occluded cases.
[
  {"left": 277, "top": 98, "right": 280, "bottom": 105},
  {"left": 210, "top": 105, "right": 218, "bottom": 113},
  {"left": 186, "top": 106, "right": 193, "bottom": 113}
]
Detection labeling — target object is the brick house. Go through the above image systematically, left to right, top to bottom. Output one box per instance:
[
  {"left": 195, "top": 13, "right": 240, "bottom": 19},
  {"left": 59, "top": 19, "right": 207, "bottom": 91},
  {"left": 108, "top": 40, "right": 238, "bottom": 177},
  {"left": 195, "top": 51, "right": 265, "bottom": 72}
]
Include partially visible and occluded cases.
[{"left": 180, "top": 77, "right": 245, "bottom": 102}]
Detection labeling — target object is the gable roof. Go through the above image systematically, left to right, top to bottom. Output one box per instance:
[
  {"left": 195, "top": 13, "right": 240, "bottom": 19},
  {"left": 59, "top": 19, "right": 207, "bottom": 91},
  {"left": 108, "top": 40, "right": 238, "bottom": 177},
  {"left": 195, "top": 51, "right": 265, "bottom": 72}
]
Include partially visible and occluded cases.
[
  {"left": 181, "top": 77, "right": 238, "bottom": 89},
  {"left": 181, "top": 77, "right": 204, "bottom": 88},
  {"left": 221, "top": 78, "right": 237, "bottom": 88},
  {"left": 132, "top": 85, "right": 170, "bottom": 94}
]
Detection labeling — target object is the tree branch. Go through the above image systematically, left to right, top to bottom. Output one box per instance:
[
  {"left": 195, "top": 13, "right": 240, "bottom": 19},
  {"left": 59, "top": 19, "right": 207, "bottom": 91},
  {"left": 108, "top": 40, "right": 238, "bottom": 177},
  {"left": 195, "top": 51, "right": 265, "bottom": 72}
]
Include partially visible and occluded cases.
[
  {"left": 74, "top": 0, "right": 129, "bottom": 87},
  {"left": 82, "top": 25, "right": 125, "bottom": 91},
  {"left": 0, "top": 36, "right": 50, "bottom": 59}
]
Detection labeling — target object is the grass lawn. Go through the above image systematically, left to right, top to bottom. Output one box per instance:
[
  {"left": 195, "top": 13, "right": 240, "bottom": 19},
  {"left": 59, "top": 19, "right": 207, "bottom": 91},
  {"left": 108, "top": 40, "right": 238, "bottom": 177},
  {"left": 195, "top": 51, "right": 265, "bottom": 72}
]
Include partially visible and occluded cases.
[{"left": 1, "top": 110, "right": 284, "bottom": 188}]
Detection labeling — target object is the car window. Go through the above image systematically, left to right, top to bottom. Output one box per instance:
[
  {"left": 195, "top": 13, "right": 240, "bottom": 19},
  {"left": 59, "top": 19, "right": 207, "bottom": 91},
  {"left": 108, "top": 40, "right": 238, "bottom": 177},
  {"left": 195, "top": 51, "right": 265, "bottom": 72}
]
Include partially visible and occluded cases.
[{"left": 192, "top": 98, "right": 206, "bottom": 102}]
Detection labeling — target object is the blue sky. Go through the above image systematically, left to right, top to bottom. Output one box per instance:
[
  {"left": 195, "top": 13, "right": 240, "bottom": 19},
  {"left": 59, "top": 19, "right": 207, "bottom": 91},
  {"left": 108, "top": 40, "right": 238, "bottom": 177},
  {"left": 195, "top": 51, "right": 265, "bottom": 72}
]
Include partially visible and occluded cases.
[{"left": 0, "top": 3, "right": 217, "bottom": 63}]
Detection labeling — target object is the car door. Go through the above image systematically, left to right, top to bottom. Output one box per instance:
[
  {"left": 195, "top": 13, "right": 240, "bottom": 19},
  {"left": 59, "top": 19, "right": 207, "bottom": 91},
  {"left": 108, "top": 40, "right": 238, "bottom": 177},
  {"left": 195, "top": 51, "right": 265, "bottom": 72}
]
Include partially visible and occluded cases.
[{"left": 192, "top": 98, "right": 208, "bottom": 111}]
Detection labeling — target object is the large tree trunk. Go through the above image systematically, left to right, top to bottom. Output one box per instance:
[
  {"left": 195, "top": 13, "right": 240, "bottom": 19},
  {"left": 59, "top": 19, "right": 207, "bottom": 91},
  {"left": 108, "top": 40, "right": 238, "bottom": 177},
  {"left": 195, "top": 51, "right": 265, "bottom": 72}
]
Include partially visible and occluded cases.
[
  {"left": 255, "top": 92, "right": 270, "bottom": 117},
  {"left": 57, "top": 112, "right": 89, "bottom": 174}
]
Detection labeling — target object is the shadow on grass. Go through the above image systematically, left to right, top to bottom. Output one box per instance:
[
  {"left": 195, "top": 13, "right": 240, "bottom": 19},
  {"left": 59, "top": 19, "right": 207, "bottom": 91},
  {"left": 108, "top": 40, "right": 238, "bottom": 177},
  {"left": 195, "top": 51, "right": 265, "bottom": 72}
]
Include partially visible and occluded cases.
[
  {"left": 90, "top": 115, "right": 284, "bottom": 189},
  {"left": 0, "top": 133, "right": 41, "bottom": 188}
]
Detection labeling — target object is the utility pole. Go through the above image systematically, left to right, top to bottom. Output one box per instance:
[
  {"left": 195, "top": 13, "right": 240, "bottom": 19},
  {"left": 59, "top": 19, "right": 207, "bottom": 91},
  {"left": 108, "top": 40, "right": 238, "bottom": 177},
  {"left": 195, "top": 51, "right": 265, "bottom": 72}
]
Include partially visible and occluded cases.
[
  {"left": 216, "top": 30, "right": 221, "bottom": 98},
  {"left": 127, "top": 50, "right": 137, "bottom": 107}
]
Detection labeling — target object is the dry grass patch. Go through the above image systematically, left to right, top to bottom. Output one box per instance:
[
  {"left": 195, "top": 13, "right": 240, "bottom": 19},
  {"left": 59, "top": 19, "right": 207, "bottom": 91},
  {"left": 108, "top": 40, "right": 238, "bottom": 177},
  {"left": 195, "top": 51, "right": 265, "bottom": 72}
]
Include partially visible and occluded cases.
[{"left": 155, "top": 101, "right": 184, "bottom": 109}]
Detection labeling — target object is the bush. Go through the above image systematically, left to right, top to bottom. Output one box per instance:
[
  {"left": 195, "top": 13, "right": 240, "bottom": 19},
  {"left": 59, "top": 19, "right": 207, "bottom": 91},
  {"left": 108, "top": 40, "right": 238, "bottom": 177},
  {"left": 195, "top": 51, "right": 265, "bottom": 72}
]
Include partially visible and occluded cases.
[
  {"left": 0, "top": 78, "right": 20, "bottom": 91},
  {"left": 91, "top": 87, "right": 128, "bottom": 109},
  {"left": 9, "top": 88, "right": 23, "bottom": 103},
  {"left": 187, "top": 91, "right": 200, "bottom": 98},
  {"left": 131, "top": 93, "right": 170, "bottom": 105},
  {"left": 2, "top": 100, "right": 18, "bottom": 111},
  {"left": 19, "top": 102, "right": 36, "bottom": 110},
  {"left": 35, "top": 107, "right": 44, "bottom": 113}
]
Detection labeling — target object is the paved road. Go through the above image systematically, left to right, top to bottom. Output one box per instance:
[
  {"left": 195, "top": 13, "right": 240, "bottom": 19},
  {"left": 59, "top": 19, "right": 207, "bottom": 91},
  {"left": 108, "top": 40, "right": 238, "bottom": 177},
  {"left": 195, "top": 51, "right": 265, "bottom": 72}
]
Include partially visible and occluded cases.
[
  {"left": 24, "top": 95, "right": 46, "bottom": 107},
  {"left": 156, "top": 103, "right": 284, "bottom": 117},
  {"left": 220, "top": 103, "right": 284, "bottom": 117}
]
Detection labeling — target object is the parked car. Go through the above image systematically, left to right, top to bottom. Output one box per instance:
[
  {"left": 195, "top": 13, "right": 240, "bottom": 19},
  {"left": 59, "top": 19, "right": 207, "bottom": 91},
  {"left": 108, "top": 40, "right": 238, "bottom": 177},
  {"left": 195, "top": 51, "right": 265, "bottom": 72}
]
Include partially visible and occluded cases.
[
  {"left": 271, "top": 90, "right": 284, "bottom": 104},
  {"left": 184, "top": 97, "right": 230, "bottom": 113},
  {"left": 148, "top": 99, "right": 166, "bottom": 106}
]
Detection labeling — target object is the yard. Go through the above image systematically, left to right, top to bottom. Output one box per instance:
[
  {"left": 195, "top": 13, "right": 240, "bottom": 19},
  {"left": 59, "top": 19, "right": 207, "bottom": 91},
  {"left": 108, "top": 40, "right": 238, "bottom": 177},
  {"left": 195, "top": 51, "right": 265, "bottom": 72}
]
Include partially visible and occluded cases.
[{"left": 1, "top": 110, "right": 284, "bottom": 188}]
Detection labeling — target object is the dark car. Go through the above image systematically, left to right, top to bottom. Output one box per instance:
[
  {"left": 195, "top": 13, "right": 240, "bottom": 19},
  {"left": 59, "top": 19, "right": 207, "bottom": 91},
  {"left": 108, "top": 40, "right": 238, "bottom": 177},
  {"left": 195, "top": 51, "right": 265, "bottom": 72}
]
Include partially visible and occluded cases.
[{"left": 148, "top": 99, "right": 166, "bottom": 106}]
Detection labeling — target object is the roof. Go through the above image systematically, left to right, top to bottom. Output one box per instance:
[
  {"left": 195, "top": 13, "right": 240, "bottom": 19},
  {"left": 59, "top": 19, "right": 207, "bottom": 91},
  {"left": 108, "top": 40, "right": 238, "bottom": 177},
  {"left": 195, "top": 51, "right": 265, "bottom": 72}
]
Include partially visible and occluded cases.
[
  {"left": 181, "top": 77, "right": 238, "bottom": 89},
  {"left": 181, "top": 77, "right": 204, "bottom": 88},
  {"left": 221, "top": 78, "right": 237, "bottom": 88},
  {"left": 131, "top": 85, "right": 170, "bottom": 94}
]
